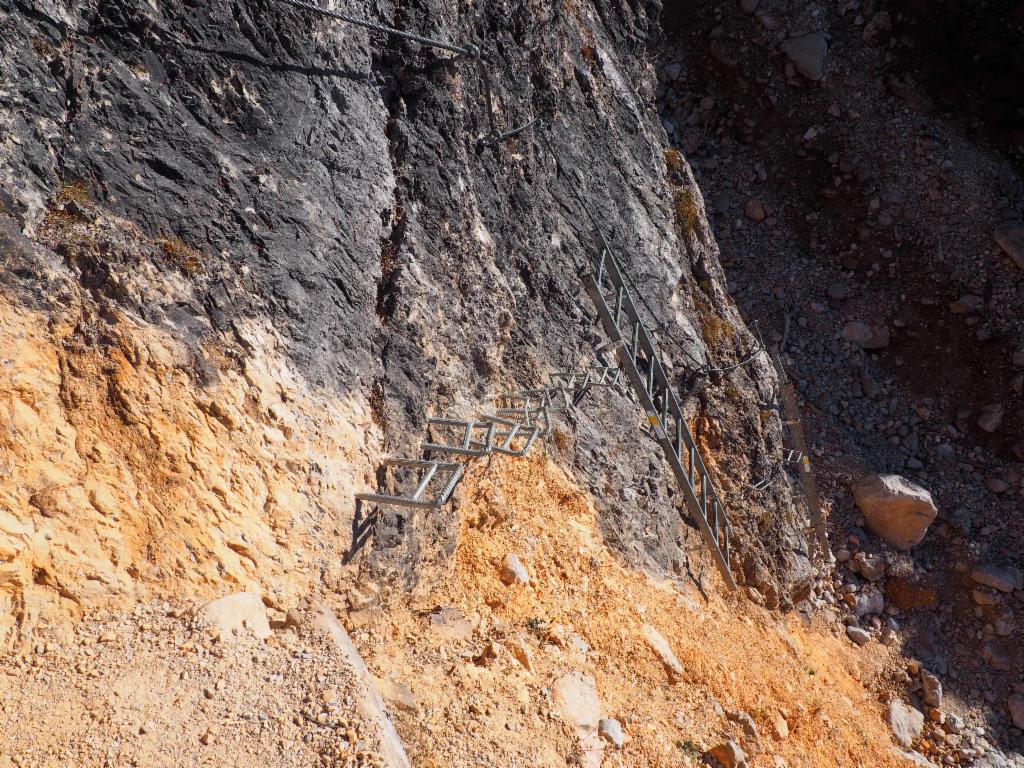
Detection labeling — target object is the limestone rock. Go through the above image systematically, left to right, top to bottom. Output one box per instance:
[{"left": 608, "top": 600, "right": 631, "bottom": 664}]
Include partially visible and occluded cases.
[
  {"left": 780, "top": 33, "right": 828, "bottom": 81},
  {"left": 994, "top": 222, "right": 1024, "bottom": 269},
  {"left": 853, "top": 474, "right": 937, "bottom": 550},
  {"left": 500, "top": 553, "right": 531, "bottom": 586},
  {"left": 854, "top": 553, "right": 886, "bottom": 581},
  {"left": 971, "top": 564, "right": 1023, "bottom": 593},
  {"left": 853, "top": 590, "right": 884, "bottom": 618},
  {"left": 195, "top": 592, "right": 272, "bottom": 642},
  {"left": 428, "top": 607, "right": 473, "bottom": 641},
  {"left": 313, "top": 610, "right": 412, "bottom": 768},
  {"left": 643, "top": 624, "right": 684, "bottom": 683},
  {"left": 846, "top": 626, "right": 871, "bottom": 645},
  {"left": 507, "top": 637, "right": 535, "bottom": 673},
  {"left": 921, "top": 671, "right": 942, "bottom": 708},
  {"left": 553, "top": 672, "right": 601, "bottom": 730},
  {"left": 375, "top": 678, "right": 418, "bottom": 713},
  {"left": 889, "top": 700, "right": 924, "bottom": 748},
  {"left": 771, "top": 712, "right": 790, "bottom": 740},
  {"left": 599, "top": 718, "right": 625, "bottom": 748},
  {"left": 709, "top": 739, "right": 748, "bottom": 768}
]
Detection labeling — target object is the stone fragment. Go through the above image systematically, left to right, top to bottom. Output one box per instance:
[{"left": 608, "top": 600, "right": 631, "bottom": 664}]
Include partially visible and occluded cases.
[
  {"left": 739, "top": 0, "right": 759, "bottom": 13},
  {"left": 862, "top": 10, "right": 892, "bottom": 45},
  {"left": 780, "top": 33, "right": 828, "bottom": 81},
  {"left": 744, "top": 199, "right": 766, "bottom": 222},
  {"left": 994, "top": 222, "right": 1024, "bottom": 268},
  {"left": 827, "top": 282, "right": 849, "bottom": 300},
  {"left": 950, "top": 294, "right": 983, "bottom": 314},
  {"left": 842, "top": 321, "right": 890, "bottom": 349},
  {"left": 977, "top": 404, "right": 1004, "bottom": 433},
  {"left": 853, "top": 474, "right": 937, "bottom": 550},
  {"left": 500, "top": 553, "right": 531, "bottom": 586},
  {"left": 854, "top": 553, "right": 886, "bottom": 581},
  {"left": 971, "top": 564, "right": 1023, "bottom": 593},
  {"left": 972, "top": 588, "right": 999, "bottom": 606},
  {"left": 853, "top": 590, "right": 884, "bottom": 618},
  {"left": 195, "top": 592, "right": 272, "bottom": 642},
  {"left": 428, "top": 607, "right": 473, "bottom": 641},
  {"left": 643, "top": 624, "right": 684, "bottom": 683},
  {"left": 846, "top": 626, "right": 871, "bottom": 645},
  {"left": 507, "top": 637, "right": 535, "bottom": 673},
  {"left": 980, "top": 643, "right": 1010, "bottom": 671},
  {"left": 921, "top": 671, "right": 942, "bottom": 708},
  {"left": 553, "top": 672, "right": 601, "bottom": 730},
  {"left": 376, "top": 678, "right": 418, "bottom": 713},
  {"left": 1008, "top": 694, "right": 1024, "bottom": 729},
  {"left": 889, "top": 700, "right": 924, "bottom": 748},
  {"left": 728, "top": 710, "right": 761, "bottom": 754},
  {"left": 771, "top": 712, "right": 790, "bottom": 740},
  {"left": 942, "top": 714, "right": 962, "bottom": 734},
  {"left": 599, "top": 718, "right": 625, "bottom": 748},
  {"left": 709, "top": 740, "right": 748, "bottom": 768}
]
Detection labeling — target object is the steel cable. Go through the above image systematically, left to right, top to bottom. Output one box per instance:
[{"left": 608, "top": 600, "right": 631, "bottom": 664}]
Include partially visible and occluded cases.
[
  {"left": 271, "top": 0, "right": 549, "bottom": 142},
  {"left": 272, "top": 0, "right": 478, "bottom": 57}
]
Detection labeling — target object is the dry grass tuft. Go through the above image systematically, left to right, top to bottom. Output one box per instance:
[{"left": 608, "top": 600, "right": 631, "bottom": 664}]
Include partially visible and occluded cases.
[
  {"left": 664, "top": 147, "right": 685, "bottom": 175},
  {"left": 674, "top": 189, "right": 701, "bottom": 236},
  {"left": 157, "top": 237, "right": 205, "bottom": 277},
  {"left": 693, "top": 291, "right": 734, "bottom": 349}
]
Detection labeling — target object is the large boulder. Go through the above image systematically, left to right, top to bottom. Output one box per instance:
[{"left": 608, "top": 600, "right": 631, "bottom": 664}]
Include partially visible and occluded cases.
[{"left": 853, "top": 474, "right": 937, "bottom": 550}]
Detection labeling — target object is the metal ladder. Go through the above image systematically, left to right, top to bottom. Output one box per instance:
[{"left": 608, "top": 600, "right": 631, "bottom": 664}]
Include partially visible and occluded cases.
[
  {"left": 583, "top": 248, "right": 737, "bottom": 590},
  {"left": 355, "top": 369, "right": 615, "bottom": 512}
]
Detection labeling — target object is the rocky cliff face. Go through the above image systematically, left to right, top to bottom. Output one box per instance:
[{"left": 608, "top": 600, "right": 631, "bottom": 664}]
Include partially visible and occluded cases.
[{"left": 0, "top": 0, "right": 813, "bottom": 647}]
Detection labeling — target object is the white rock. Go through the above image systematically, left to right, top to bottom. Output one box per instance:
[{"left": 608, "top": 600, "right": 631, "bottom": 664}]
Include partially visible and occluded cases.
[
  {"left": 853, "top": 474, "right": 937, "bottom": 550},
  {"left": 500, "top": 553, "right": 531, "bottom": 586},
  {"left": 853, "top": 590, "right": 884, "bottom": 618},
  {"left": 195, "top": 592, "right": 272, "bottom": 641},
  {"left": 643, "top": 624, "right": 684, "bottom": 683},
  {"left": 921, "top": 671, "right": 942, "bottom": 708},
  {"left": 553, "top": 672, "right": 601, "bottom": 730},
  {"left": 889, "top": 700, "right": 924, "bottom": 748},
  {"left": 599, "top": 718, "right": 625, "bottom": 748}
]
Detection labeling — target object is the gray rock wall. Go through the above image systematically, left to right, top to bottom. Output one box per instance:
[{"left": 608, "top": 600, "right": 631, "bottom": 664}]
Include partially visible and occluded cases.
[{"left": 0, "top": 0, "right": 810, "bottom": 600}]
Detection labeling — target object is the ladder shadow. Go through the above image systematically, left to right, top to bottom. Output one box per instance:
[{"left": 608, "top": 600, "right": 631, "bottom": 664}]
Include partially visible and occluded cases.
[{"left": 342, "top": 499, "right": 377, "bottom": 564}]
